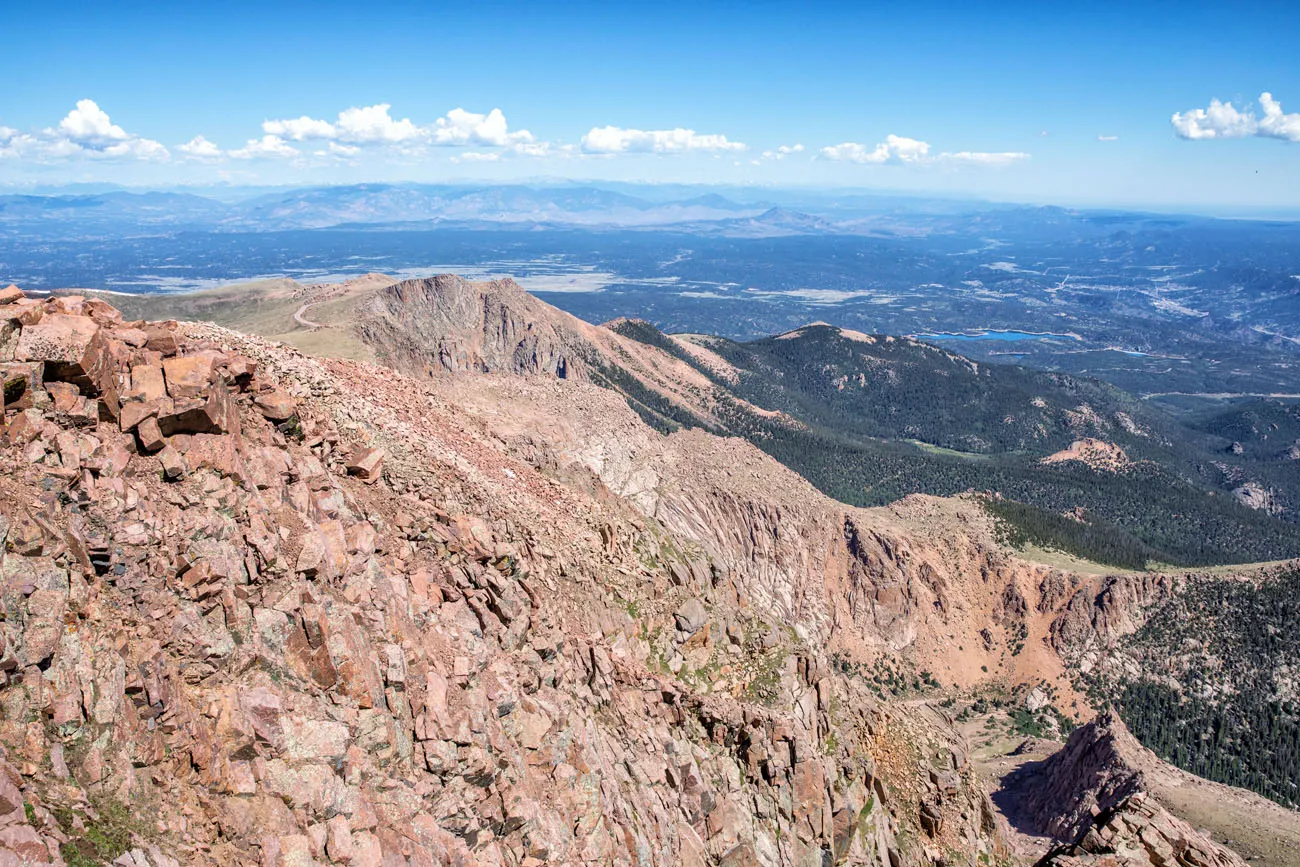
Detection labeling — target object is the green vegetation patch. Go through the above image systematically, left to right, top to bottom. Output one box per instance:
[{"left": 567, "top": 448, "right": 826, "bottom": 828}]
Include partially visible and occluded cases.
[
  {"left": 981, "top": 496, "right": 1162, "bottom": 570},
  {"left": 1111, "top": 568, "right": 1300, "bottom": 808},
  {"left": 56, "top": 795, "right": 146, "bottom": 867}
]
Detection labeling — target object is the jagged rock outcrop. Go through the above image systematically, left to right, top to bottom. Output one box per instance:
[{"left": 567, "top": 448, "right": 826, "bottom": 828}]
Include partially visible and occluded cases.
[
  {"left": 355, "top": 276, "right": 592, "bottom": 379},
  {"left": 0, "top": 286, "right": 1011, "bottom": 866},
  {"left": 1040, "top": 438, "right": 1132, "bottom": 473},
  {"left": 1232, "top": 481, "right": 1280, "bottom": 515},
  {"left": 1049, "top": 573, "right": 1179, "bottom": 667},
  {"left": 1025, "top": 714, "right": 1244, "bottom": 867}
]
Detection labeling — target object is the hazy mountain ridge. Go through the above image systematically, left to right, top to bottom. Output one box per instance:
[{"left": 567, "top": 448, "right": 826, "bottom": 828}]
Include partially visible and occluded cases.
[{"left": 4, "top": 182, "right": 1262, "bottom": 237}]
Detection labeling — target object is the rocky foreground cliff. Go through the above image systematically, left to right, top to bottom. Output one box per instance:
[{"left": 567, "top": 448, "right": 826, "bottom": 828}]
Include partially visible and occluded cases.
[
  {"left": 0, "top": 278, "right": 1290, "bottom": 867},
  {"left": 0, "top": 284, "right": 1021, "bottom": 866}
]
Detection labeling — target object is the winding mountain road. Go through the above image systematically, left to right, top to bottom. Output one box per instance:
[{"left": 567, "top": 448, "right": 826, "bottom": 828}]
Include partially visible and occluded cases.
[{"left": 293, "top": 302, "right": 324, "bottom": 330}]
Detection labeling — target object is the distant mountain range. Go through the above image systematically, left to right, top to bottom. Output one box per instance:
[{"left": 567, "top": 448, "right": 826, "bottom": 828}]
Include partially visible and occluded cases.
[
  {"left": 4, "top": 181, "right": 1266, "bottom": 238},
  {"left": 0, "top": 183, "right": 771, "bottom": 235}
]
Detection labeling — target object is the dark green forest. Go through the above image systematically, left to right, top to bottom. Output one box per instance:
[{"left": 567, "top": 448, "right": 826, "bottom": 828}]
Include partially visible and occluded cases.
[
  {"left": 609, "top": 319, "right": 1300, "bottom": 566},
  {"left": 980, "top": 497, "right": 1162, "bottom": 570},
  {"left": 1107, "top": 570, "right": 1300, "bottom": 808}
]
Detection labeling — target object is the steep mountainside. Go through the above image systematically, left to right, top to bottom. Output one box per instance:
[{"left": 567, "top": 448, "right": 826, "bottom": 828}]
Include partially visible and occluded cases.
[
  {"left": 23, "top": 275, "right": 1299, "bottom": 867},
  {"left": 97, "top": 275, "right": 1300, "bottom": 570},
  {"left": 355, "top": 275, "right": 592, "bottom": 379},
  {"left": 1, "top": 285, "right": 1022, "bottom": 866}
]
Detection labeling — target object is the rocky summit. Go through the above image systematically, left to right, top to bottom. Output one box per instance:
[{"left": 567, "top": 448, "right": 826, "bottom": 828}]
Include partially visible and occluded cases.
[{"left": 0, "top": 279, "right": 1291, "bottom": 867}]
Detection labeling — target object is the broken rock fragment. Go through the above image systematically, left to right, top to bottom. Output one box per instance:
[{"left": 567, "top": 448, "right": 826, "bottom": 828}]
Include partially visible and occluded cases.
[
  {"left": 15, "top": 313, "right": 99, "bottom": 380},
  {"left": 142, "top": 322, "right": 179, "bottom": 356},
  {"left": 162, "top": 354, "right": 212, "bottom": 398},
  {"left": 127, "top": 362, "right": 167, "bottom": 403},
  {"left": 254, "top": 389, "right": 297, "bottom": 421},
  {"left": 136, "top": 416, "right": 165, "bottom": 453},
  {"left": 158, "top": 444, "right": 188, "bottom": 480},
  {"left": 346, "top": 446, "right": 385, "bottom": 482}
]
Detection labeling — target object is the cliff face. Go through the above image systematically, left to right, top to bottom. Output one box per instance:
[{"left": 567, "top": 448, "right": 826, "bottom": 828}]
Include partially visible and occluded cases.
[
  {"left": 354, "top": 276, "right": 592, "bottom": 379},
  {"left": 0, "top": 287, "right": 1014, "bottom": 867},
  {"left": 1025, "top": 715, "right": 1245, "bottom": 867}
]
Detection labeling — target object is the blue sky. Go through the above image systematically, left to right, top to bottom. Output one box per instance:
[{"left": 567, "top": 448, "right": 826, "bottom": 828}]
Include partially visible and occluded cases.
[{"left": 1, "top": 0, "right": 1297, "bottom": 211}]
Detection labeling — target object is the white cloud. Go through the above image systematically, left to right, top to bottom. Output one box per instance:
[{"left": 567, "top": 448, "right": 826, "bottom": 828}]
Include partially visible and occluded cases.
[
  {"left": 1171, "top": 92, "right": 1299, "bottom": 142},
  {"left": 1259, "top": 92, "right": 1300, "bottom": 142},
  {"left": 1171, "top": 98, "right": 1256, "bottom": 140},
  {"left": 2, "top": 99, "right": 171, "bottom": 162},
  {"left": 58, "top": 99, "right": 130, "bottom": 145},
  {"left": 262, "top": 103, "right": 531, "bottom": 150},
  {"left": 264, "top": 103, "right": 421, "bottom": 144},
  {"left": 336, "top": 104, "right": 421, "bottom": 143},
  {"left": 432, "top": 108, "right": 532, "bottom": 147},
  {"left": 263, "top": 114, "right": 336, "bottom": 141},
  {"left": 581, "top": 126, "right": 746, "bottom": 154},
  {"left": 0, "top": 127, "right": 27, "bottom": 160},
  {"left": 229, "top": 134, "right": 299, "bottom": 160},
  {"left": 178, "top": 135, "right": 223, "bottom": 160},
  {"left": 820, "top": 135, "right": 930, "bottom": 164},
  {"left": 821, "top": 135, "right": 1027, "bottom": 168},
  {"left": 1097, "top": 135, "right": 1119, "bottom": 142},
  {"left": 102, "top": 138, "right": 170, "bottom": 160},
  {"left": 326, "top": 142, "right": 360, "bottom": 156},
  {"left": 820, "top": 142, "right": 885, "bottom": 164},
  {"left": 760, "top": 143, "right": 805, "bottom": 160},
  {"left": 454, "top": 151, "right": 501, "bottom": 163},
  {"left": 939, "top": 151, "right": 1031, "bottom": 167}
]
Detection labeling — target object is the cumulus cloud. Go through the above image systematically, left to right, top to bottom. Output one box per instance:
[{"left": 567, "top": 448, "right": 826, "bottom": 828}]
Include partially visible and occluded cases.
[
  {"left": 1171, "top": 92, "right": 1300, "bottom": 142},
  {"left": 1259, "top": 92, "right": 1300, "bottom": 141},
  {"left": 1171, "top": 98, "right": 1257, "bottom": 140},
  {"left": 0, "top": 99, "right": 171, "bottom": 162},
  {"left": 58, "top": 99, "right": 130, "bottom": 145},
  {"left": 264, "top": 103, "right": 421, "bottom": 144},
  {"left": 261, "top": 104, "right": 531, "bottom": 150},
  {"left": 337, "top": 104, "right": 422, "bottom": 143},
  {"left": 431, "top": 108, "right": 533, "bottom": 147},
  {"left": 263, "top": 115, "right": 336, "bottom": 141},
  {"left": 581, "top": 126, "right": 746, "bottom": 154},
  {"left": 0, "top": 127, "right": 24, "bottom": 160},
  {"left": 229, "top": 134, "right": 298, "bottom": 160},
  {"left": 178, "top": 135, "right": 223, "bottom": 160},
  {"left": 820, "top": 135, "right": 1027, "bottom": 168},
  {"left": 820, "top": 135, "right": 931, "bottom": 164},
  {"left": 759, "top": 143, "right": 805, "bottom": 160},
  {"left": 453, "top": 151, "right": 501, "bottom": 163}
]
